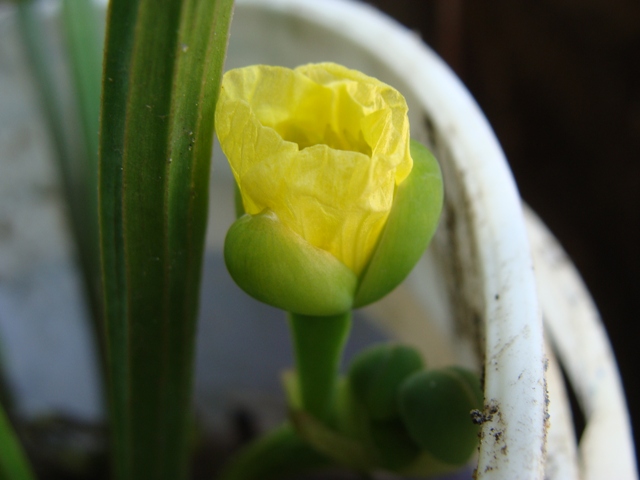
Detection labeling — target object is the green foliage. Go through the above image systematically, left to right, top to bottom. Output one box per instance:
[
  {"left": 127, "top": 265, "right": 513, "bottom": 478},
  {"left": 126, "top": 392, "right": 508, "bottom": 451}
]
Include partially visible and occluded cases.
[
  {"left": 17, "top": 0, "right": 103, "bottom": 327},
  {"left": 98, "top": 0, "right": 234, "bottom": 478},
  {"left": 348, "top": 343, "right": 424, "bottom": 420},
  {"left": 280, "top": 344, "right": 482, "bottom": 477},
  {"left": 346, "top": 345, "right": 482, "bottom": 471},
  {"left": 398, "top": 367, "right": 483, "bottom": 465},
  {"left": 0, "top": 405, "right": 36, "bottom": 480},
  {"left": 288, "top": 406, "right": 372, "bottom": 472},
  {"left": 368, "top": 418, "right": 422, "bottom": 470},
  {"left": 219, "top": 424, "right": 330, "bottom": 480}
]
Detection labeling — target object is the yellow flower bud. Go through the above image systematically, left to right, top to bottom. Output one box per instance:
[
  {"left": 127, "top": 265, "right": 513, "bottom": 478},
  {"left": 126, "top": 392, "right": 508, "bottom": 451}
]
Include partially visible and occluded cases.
[{"left": 215, "top": 62, "right": 412, "bottom": 274}]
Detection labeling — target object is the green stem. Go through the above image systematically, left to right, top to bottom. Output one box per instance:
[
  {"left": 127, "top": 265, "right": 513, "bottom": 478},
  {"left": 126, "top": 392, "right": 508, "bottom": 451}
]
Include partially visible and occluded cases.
[
  {"left": 288, "top": 312, "right": 352, "bottom": 422},
  {"left": 219, "top": 423, "right": 331, "bottom": 480}
]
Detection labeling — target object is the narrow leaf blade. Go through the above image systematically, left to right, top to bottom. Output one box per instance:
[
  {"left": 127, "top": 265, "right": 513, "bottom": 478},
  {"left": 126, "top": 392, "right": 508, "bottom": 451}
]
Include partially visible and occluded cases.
[{"left": 99, "top": 1, "right": 234, "bottom": 479}]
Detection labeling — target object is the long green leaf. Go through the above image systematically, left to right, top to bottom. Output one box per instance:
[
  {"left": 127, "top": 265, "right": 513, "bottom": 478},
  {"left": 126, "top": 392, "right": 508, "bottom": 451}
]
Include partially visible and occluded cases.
[
  {"left": 61, "top": 0, "right": 103, "bottom": 285},
  {"left": 62, "top": 0, "right": 103, "bottom": 168},
  {"left": 17, "top": 1, "right": 105, "bottom": 384},
  {"left": 99, "top": 1, "right": 234, "bottom": 479},
  {"left": 0, "top": 404, "right": 36, "bottom": 480}
]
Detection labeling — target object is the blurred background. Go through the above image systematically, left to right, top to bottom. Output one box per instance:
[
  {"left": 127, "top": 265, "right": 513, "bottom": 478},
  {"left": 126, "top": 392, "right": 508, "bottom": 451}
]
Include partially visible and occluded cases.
[{"left": 363, "top": 0, "right": 639, "bottom": 462}]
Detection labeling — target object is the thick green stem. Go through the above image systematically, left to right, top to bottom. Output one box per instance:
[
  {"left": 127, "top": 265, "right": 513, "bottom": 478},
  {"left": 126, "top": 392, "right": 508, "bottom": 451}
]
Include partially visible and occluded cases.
[
  {"left": 288, "top": 311, "right": 352, "bottom": 422},
  {"left": 219, "top": 423, "right": 331, "bottom": 480}
]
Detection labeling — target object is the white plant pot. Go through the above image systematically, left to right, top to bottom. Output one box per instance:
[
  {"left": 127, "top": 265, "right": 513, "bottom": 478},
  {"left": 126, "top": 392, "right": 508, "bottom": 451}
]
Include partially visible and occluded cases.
[
  {"left": 0, "top": 1, "right": 635, "bottom": 479},
  {"left": 525, "top": 207, "right": 636, "bottom": 480}
]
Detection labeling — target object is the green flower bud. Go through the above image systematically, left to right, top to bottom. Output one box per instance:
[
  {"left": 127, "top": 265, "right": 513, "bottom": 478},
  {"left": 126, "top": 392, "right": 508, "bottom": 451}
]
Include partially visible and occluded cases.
[
  {"left": 218, "top": 62, "right": 443, "bottom": 315},
  {"left": 224, "top": 139, "right": 441, "bottom": 316},
  {"left": 348, "top": 344, "right": 424, "bottom": 420},
  {"left": 398, "top": 367, "right": 483, "bottom": 465}
]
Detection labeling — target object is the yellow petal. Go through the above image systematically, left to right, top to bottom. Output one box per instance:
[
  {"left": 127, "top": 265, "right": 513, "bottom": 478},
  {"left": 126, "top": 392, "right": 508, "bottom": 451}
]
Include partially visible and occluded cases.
[{"left": 215, "top": 63, "right": 412, "bottom": 274}]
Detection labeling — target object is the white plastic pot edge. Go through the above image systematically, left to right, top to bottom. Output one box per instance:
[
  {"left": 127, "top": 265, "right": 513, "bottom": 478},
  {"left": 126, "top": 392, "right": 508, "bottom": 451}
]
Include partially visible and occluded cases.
[
  {"left": 235, "top": 0, "right": 547, "bottom": 478},
  {"left": 525, "top": 207, "right": 638, "bottom": 480},
  {"left": 544, "top": 340, "right": 582, "bottom": 480}
]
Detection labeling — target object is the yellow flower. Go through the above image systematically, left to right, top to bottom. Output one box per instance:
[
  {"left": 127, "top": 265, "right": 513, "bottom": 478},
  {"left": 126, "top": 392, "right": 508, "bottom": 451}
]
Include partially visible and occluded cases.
[{"left": 215, "top": 62, "right": 412, "bottom": 274}]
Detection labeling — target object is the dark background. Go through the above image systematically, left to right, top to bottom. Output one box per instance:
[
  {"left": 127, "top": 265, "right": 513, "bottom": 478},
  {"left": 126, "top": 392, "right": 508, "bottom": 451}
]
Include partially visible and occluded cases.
[{"left": 363, "top": 0, "right": 639, "bottom": 461}]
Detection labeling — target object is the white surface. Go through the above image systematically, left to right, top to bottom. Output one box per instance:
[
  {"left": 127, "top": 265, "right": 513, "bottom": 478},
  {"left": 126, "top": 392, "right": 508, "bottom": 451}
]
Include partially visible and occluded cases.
[
  {"left": 526, "top": 207, "right": 638, "bottom": 480},
  {"left": 544, "top": 341, "right": 581, "bottom": 480}
]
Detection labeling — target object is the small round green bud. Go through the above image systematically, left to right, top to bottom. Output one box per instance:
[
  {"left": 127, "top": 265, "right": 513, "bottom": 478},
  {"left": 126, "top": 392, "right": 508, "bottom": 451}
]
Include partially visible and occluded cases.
[
  {"left": 348, "top": 344, "right": 424, "bottom": 420},
  {"left": 398, "top": 367, "right": 483, "bottom": 465}
]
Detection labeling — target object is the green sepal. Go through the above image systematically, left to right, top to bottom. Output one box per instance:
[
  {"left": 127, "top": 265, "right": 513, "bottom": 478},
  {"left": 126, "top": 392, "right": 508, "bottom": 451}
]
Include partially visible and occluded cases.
[
  {"left": 354, "top": 139, "right": 443, "bottom": 308},
  {"left": 224, "top": 211, "right": 357, "bottom": 316},
  {"left": 348, "top": 343, "right": 424, "bottom": 420},
  {"left": 398, "top": 367, "right": 483, "bottom": 465}
]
